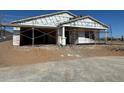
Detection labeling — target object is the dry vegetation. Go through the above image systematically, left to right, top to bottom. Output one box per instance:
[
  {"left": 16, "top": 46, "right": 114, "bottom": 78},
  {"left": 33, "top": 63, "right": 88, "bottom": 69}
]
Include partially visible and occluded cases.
[{"left": 0, "top": 40, "right": 124, "bottom": 67}]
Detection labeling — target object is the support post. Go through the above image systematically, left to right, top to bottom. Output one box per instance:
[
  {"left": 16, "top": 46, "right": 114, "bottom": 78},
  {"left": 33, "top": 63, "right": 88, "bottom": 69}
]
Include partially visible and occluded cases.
[
  {"left": 110, "top": 25, "right": 113, "bottom": 43},
  {"left": 61, "top": 26, "right": 66, "bottom": 46},
  {"left": 62, "top": 26, "right": 65, "bottom": 38},
  {"left": 32, "top": 28, "right": 34, "bottom": 46},
  {"left": 56, "top": 28, "right": 58, "bottom": 45},
  {"left": 57, "top": 28, "right": 61, "bottom": 45},
  {"left": 105, "top": 30, "right": 108, "bottom": 44},
  {"left": 94, "top": 31, "right": 97, "bottom": 45}
]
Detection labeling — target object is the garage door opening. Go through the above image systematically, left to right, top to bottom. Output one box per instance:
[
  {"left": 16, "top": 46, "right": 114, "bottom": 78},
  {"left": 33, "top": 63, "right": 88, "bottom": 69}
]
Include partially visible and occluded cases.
[
  {"left": 20, "top": 27, "right": 57, "bottom": 46},
  {"left": 65, "top": 31, "right": 70, "bottom": 44}
]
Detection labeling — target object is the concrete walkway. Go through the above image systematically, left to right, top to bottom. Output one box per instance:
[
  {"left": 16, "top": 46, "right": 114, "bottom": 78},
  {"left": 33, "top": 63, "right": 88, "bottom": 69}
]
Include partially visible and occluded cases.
[{"left": 0, "top": 56, "right": 124, "bottom": 82}]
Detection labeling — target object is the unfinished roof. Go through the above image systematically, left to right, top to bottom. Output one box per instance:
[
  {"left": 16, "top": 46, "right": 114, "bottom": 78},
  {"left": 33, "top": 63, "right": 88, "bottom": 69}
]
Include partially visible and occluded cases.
[
  {"left": 11, "top": 11, "right": 109, "bottom": 30},
  {"left": 12, "top": 11, "right": 77, "bottom": 23},
  {"left": 61, "top": 16, "right": 109, "bottom": 29}
]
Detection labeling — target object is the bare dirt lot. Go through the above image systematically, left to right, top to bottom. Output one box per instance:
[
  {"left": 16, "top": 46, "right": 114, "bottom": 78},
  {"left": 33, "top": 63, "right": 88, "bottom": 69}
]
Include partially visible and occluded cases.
[
  {"left": 0, "top": 40, "right": 124, "bottom": 81},
  {"left": 0, "top": 40, "right": 124, "bottom": 66}
]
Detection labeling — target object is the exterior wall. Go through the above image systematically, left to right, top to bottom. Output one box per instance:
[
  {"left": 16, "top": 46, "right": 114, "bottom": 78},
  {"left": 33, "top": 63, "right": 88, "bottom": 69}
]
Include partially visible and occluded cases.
[
  {"left": 12, "top": 27, "right": 100, "bottom": 46},
  {"left": 13, "top": 27, "right": 20, "bottom": 46},
  {"left": 57, "top": 27, "right": 101, "bottom": 45},
  {"left": 76, "top": 30, "right": 100, "bottom": 44},
  {"left": 77, "top": 31, "right": 94, "bottom": 44}
]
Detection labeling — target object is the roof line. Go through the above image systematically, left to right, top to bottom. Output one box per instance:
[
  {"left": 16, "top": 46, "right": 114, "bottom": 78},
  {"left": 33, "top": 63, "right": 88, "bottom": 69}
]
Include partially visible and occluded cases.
[
  {"left": 11, "top": 11, "right": 77, "bottom": 23},
  {"left": 60, "top": 16, "right": 109, "bottom": 28},
  {"left": 1, "top": 23, "right": 56, "bottom": 28}
]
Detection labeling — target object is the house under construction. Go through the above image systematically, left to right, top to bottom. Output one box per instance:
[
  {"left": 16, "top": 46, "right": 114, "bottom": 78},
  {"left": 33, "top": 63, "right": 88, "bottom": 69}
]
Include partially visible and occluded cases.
[{"left": 11, "top": 11, "right": 109, "bottom": 46}]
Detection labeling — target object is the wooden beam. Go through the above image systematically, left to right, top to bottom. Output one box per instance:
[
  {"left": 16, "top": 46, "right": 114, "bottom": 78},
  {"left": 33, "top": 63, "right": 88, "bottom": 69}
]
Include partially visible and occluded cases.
[
  {"left": 0, "top": 23, "right": 56, "bottom": 29},
  {"left": 32, "top": 28, "right": 35, "bottom": 46}
]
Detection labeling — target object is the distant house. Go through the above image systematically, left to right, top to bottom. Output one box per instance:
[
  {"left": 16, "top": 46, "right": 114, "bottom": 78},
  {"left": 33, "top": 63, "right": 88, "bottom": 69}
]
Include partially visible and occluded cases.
[{"left": 11, "top": 11, "right": 109, "bottom": 46}]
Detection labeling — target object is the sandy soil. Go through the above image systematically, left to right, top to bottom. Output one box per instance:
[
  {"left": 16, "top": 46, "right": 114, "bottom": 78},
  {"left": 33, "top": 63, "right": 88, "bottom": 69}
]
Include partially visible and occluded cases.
[{"left": 0, "top": 40, "right": 124, "bottom": 66}]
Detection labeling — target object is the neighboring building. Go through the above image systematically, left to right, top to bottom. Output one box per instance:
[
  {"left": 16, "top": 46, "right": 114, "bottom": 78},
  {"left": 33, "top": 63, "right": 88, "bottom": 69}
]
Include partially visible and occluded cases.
[{"left": 11, "top": 11, "right": 109, "bottom": 46}]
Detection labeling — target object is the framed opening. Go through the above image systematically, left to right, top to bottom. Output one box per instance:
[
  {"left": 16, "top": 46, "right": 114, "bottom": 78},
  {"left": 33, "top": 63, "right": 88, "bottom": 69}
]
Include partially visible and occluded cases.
[
  {"left": 20, "top": 27, "right": 57, "bottom": 46},
  {"left": 65, "top": 31, "right": 70, "bottom": 44},
  {"left": 85, "top": 31, "right": 95, "bottom": 40}
]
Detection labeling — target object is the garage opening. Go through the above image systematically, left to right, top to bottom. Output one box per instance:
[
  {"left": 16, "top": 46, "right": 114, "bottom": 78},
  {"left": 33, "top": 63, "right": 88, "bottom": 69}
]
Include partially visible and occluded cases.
[
  {"left": 20, "top": 27, "right": 57, "bottom": 46},
  {"left": 65, "top": 31, "right": 70, "bottom": 44}
]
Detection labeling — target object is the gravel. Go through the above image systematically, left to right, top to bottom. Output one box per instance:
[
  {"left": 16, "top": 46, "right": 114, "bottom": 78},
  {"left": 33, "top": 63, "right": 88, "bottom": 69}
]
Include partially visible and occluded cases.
[{"left": 0, "top": 56, "right": 124, "bottom": 82}]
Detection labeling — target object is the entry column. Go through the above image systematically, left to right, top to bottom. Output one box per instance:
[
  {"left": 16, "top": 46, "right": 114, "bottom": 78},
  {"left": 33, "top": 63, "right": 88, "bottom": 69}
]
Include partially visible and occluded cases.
[{"left": 61, "top": 26, "right": 66, "bottom": 46}]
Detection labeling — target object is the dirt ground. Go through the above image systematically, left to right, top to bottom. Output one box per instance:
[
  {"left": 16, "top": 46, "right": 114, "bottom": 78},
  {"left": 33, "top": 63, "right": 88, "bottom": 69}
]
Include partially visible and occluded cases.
[
  {"left": 0, "top": 40, "right": 124, "bottom": 66},
  {"left": 0, "top": 40, "right": 124, "bottom": 81},
  {"left": 0, "top": 56, "right": 124, "bottom": 82}
]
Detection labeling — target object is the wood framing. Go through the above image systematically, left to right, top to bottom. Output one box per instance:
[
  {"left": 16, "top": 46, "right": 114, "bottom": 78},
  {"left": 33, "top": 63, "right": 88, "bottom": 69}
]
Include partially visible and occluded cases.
[{"left": 10, "top": 11, "right": 109, "bottom": 46}]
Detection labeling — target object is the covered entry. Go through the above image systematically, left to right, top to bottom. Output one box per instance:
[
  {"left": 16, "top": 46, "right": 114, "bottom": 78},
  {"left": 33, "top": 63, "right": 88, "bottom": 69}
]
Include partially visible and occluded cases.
[
  {"left": 58, "top": 16, "right": 109, "bottom": 46},
  {"left": 58, "top": 26, "right": 106, "bottom": 46},
  {"left": 20, "top": 27, "right": 57, "bottom": 46},
  {"left": 65, "top": 27, "right": 78, "bottom": 44}
]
